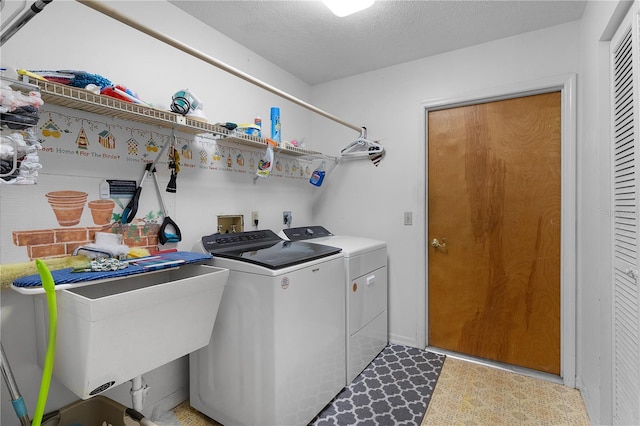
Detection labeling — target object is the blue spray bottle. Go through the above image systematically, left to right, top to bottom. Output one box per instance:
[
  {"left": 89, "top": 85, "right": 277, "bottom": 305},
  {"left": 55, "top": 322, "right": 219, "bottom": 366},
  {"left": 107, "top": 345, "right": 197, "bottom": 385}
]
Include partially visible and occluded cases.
[
  {"left": 270, "top": 107, "right": 281, "bottom": 143},
  {"left": 309, "top": 159, "right": 326, "bottom": 187}
]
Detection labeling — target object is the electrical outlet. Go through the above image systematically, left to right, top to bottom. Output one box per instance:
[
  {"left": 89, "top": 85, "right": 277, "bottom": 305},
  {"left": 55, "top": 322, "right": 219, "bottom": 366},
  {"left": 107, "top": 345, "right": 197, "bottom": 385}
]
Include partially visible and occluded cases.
[
  {"left": 252, "top": 211, "right": 259, "bottom": 222},
  {"left": 283, "top": 211, "right": 292, "bottom": 225},
  {"left": 404, "top": 211, "right": 413, "bottom": 226}
]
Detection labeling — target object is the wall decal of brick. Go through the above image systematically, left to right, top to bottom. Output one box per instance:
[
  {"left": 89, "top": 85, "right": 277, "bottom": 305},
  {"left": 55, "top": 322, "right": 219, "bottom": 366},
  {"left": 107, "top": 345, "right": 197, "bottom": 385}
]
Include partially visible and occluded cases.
[{"left": 13, "top": 223, "right": 162, "bottom": 261}]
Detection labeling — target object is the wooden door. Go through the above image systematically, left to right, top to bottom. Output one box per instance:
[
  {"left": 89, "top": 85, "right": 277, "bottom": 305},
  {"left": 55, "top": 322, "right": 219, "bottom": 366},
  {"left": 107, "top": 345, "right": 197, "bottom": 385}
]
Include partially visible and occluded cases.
[{"left": 428, "top": 92, "right": 561, "bottom": 375}]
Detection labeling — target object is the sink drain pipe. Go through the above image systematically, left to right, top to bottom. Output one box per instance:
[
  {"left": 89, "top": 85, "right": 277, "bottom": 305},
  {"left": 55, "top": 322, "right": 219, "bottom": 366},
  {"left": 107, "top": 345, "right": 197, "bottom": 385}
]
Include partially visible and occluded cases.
[
  {"left": 129, "top": 375, "right": 160, "bottom": 426},
  {"left": 130, "top": 375, "right": 149, "bottom": 411}
]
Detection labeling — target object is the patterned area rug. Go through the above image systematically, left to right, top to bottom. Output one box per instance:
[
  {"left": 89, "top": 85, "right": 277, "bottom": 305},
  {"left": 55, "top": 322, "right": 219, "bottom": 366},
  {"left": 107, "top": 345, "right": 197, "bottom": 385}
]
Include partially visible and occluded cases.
[{"left": 310, "top": 344, "right": 446, "bottom": 426}]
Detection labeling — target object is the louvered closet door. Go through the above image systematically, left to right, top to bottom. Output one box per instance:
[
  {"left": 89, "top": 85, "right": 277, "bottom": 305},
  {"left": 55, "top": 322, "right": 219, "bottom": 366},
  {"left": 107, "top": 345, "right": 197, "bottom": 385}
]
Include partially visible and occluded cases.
[{"left": 611, "top": 4, "right": 640, "bottom": 425}]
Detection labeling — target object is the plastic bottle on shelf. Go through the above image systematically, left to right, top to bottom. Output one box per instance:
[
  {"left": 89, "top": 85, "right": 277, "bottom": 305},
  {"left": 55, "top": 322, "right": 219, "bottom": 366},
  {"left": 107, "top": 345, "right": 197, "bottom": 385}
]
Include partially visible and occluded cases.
[
  {"left": 270, "top": 107, "right": 281, "bottom": 143},
  {"left": 254, "top": 115, "right": 262, "bottom": 138},
  {"left": 256, "top": 139, "right": 277, "bottom": 179},
  {"left": 309, "top": 160, "right": 326, "bottom": 187},
  {"left": 99, "top": 179, "right": 110, "bottom": 199}
]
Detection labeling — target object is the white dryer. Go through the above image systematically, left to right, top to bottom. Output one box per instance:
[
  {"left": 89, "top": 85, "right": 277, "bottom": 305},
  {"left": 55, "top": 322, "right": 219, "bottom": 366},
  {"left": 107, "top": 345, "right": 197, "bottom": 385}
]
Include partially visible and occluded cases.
[
  {"left": 281, "top": 226, "right": 388, "bottom": 385},
  {"left": 191, "top": 230, "right": 345, "bottom": 426}
]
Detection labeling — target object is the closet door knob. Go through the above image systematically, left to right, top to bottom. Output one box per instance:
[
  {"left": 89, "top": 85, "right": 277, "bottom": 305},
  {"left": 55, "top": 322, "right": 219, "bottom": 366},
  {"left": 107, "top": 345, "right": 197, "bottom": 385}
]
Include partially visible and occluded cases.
[{"left": 624, "top": 267, "right": 638, "bottom": 280}]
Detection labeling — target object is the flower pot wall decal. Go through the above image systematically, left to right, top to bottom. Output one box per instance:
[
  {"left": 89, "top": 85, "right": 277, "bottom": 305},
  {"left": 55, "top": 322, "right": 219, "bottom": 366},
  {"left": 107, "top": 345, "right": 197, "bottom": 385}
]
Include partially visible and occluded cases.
[
  {"left": 45, "top": 191, "right": 88, "bottom": 227},
  {"left": 88, "top": 199, "right": 115, "bottom": 225}
]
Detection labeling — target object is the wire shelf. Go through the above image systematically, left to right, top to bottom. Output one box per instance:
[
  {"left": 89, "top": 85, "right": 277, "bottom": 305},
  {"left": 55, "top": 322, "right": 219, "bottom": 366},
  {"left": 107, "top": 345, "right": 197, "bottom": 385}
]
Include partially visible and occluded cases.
[{"left": 27, "top": 77, "right": 326, "bottom": 158}]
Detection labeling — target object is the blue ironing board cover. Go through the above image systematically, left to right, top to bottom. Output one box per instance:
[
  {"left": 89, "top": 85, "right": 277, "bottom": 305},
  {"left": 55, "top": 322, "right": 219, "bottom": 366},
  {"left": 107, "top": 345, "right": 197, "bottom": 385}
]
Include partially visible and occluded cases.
[{"left": 12, "top": 251, "right": 212, "bottom": 288}]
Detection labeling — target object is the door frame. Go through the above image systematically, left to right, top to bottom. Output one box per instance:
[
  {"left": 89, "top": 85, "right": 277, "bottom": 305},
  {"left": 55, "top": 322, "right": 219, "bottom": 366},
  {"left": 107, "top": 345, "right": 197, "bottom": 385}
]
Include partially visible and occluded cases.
[{"left": 418, "top": 74, "right": 577, "bottom": 387}]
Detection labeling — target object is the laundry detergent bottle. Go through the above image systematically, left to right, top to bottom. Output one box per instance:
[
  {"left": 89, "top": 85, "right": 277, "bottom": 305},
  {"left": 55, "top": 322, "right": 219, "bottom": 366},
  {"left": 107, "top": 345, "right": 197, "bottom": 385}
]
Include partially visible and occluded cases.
[
  {"left": 256, "top": 139, "right": 277, "bottom": 178},
  {"left": 309, "top": 159, "right": 326, "bottom": 187}
]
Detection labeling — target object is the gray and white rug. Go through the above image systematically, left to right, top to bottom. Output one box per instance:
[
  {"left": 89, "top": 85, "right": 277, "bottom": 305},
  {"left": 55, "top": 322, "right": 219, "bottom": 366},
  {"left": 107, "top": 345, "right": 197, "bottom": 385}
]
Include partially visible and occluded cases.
[{"left": 310, "top": 344, "right": 445, "bottom": 426}]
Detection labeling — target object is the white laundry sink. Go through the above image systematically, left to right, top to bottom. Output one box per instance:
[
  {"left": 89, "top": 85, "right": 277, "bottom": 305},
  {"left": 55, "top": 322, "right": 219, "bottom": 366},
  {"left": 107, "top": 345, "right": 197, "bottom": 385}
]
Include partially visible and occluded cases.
[{"left": 34, "top": 264, "right": 229, "bottom": 399}]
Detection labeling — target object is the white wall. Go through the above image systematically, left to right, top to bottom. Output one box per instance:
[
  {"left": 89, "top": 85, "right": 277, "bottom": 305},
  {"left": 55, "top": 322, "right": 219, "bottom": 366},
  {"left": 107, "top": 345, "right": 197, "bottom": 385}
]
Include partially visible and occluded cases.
[
  {"left": 1, "top": 0, "right": 320, "bottom": 421},
  {"left": 310, "top": 21, "right": 581, "bottom": 347}
]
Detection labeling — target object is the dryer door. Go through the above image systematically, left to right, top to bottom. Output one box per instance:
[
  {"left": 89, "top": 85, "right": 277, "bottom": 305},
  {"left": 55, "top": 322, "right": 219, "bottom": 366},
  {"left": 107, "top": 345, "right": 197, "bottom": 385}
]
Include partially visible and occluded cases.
[{"left": 348, "top": 265, "right": 388, "bottom": 383}]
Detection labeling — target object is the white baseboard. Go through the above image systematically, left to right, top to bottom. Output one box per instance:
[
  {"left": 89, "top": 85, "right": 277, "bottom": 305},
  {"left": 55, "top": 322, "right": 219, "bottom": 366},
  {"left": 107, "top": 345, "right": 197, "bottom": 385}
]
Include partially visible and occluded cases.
[{"left": 389, "top": 334, "right": 419, "bottom": 348}]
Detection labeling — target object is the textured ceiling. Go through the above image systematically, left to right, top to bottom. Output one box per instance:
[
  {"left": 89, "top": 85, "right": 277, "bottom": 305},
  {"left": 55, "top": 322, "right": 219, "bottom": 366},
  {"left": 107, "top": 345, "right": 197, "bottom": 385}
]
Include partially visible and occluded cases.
[{"left": 169, "top": 0, "right": 587, "bottom": 85}]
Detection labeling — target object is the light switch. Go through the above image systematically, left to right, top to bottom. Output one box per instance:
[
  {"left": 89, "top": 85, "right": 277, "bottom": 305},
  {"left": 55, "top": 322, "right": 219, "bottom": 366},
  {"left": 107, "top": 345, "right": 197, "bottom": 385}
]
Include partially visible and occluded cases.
[{"left": 404, "top": 211, "right": 412, "bottom": 226}]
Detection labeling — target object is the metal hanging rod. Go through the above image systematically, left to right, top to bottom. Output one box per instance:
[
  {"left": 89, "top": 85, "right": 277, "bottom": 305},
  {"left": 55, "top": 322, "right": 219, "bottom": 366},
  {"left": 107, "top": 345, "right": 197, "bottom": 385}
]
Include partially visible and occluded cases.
[
  {"left": 0, "top": 0, "right": 53, "bottom": 46},
  {"left": 75, "top": 0, "right": 363, "bottom": 134}
]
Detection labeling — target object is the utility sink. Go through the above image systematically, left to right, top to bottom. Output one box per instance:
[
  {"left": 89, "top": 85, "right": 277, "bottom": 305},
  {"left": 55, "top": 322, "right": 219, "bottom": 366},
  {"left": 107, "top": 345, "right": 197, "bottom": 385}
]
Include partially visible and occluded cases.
[{"left": 34, "top": 264, "right": 229, "bottom": 399}]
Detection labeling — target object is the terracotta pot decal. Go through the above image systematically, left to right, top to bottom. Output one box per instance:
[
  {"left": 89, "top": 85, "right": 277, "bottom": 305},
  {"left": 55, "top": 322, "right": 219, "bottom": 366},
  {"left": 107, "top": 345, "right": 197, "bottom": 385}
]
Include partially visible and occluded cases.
[
  {"left": 46, "top": 191, "right": 88, "bottom": 227},
  {"left": 88, "top": 199, "right": 115, "bottom": 225}
]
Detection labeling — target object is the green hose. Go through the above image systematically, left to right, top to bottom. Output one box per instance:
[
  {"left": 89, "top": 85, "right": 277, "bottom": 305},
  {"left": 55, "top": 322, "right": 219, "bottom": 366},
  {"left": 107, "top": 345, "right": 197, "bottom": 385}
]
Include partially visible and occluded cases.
[{"left": 31, "top": 259, "right": 57, "bottom": 426}]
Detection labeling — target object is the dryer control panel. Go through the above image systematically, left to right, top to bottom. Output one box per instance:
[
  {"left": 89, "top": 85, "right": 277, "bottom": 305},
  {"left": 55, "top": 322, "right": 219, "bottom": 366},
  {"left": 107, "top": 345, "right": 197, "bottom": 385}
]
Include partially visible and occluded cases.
[
  {"left": 282, "top": 226, "right": 334, "bottom": 241},
  {"left": 201, "top": 229, "right": 281, "bottom": 253}
]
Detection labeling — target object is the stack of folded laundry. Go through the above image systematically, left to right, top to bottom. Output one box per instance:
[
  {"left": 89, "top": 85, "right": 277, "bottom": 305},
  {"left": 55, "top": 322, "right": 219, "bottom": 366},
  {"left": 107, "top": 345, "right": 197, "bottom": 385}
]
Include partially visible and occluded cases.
[
  {"left": 0, "top": 77, "right": 43, "bottom": 184},
  {"left": 0, "top": 132, "right": 42, "bottom": 184}
]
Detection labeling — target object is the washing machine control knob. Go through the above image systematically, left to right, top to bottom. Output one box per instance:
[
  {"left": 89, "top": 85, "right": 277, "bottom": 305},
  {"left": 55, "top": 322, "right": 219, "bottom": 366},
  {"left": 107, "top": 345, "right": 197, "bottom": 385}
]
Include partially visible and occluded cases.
[{"left": 305, "top": 228, "right": 314, "bottom": 237}]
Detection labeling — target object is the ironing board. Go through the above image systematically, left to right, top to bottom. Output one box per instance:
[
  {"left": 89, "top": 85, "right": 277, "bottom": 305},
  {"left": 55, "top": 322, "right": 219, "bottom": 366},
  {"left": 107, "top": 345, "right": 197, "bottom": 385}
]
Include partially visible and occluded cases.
[{"left": 11, "top": 251, "right": 212, "bottom": 295}]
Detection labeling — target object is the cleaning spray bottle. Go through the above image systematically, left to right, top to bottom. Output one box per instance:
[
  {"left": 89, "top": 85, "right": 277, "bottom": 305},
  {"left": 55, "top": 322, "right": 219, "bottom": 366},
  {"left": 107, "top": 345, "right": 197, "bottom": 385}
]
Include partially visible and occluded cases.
[
  {"left": 270, "top": 107, "right": 281, "bottom": 143},
  {"left": 256, "top": 139, "right": 277, "bottom": 179},
  {"left": 309, "top": 158, "right": 326, "bottom": 187}
]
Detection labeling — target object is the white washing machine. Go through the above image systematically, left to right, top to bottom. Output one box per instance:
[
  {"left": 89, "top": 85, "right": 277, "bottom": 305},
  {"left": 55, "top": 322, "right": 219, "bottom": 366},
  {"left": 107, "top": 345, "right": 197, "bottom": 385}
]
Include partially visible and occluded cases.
[
  {"left": 281, "top": 226, "right": 388, "bottom": 385},
  {"left": 191, "top": 229, "right": 346, "bottom": 426}
]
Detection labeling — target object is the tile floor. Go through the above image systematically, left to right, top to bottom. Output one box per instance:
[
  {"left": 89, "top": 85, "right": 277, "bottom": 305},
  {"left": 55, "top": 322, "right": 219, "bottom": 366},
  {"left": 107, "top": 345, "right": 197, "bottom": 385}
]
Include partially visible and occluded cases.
[
  {"left": 173, "top": 357, "right": 591, "bottom": 426},
  {"left": 421, "top": 357, "right": 591, "bottom": 426},
  {"left": 173, "top": 401, "right": 221, "bottom": 426}
]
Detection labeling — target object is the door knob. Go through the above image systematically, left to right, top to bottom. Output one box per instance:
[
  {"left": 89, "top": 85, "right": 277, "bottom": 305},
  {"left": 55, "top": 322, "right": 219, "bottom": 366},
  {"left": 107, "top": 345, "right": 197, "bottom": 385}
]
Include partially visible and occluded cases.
[{"left": 431, "top": 238, "right": 446, "bottom": 249}]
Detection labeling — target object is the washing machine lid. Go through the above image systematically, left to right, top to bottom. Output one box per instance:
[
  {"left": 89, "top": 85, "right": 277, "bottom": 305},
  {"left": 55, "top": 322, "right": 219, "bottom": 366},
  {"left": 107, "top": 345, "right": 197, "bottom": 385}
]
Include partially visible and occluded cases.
[
  {"left": 281, "top": 226, "right": 387, "bottom": 256},
  {"left": 201, "top": 229, "right": 341, "bottom": 270}
]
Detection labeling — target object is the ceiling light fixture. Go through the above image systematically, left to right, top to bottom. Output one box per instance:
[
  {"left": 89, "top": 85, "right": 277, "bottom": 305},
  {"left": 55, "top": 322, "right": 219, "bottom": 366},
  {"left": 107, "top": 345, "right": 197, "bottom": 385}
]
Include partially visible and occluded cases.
[{"left": 322, "top": 0, "right": 375, "bottom": 17}]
